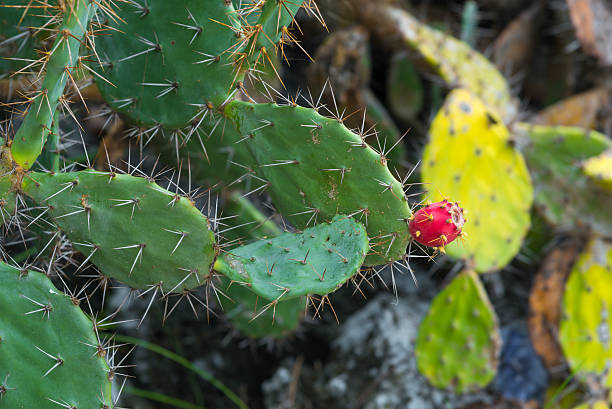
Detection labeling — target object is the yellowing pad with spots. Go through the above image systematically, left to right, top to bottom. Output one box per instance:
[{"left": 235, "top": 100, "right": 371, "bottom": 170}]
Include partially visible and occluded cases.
[
  {"left": 396, "top": 11, "right": 516, "bottom": 122},
  {"left": 422, "top": 89, "right": 533, "bottom": 273},
  {"left": 560, "top": 238, "right": 612, "bottom": 389},
  {"left": 415, "top": 270, "right": 500, "bottom": 392}
]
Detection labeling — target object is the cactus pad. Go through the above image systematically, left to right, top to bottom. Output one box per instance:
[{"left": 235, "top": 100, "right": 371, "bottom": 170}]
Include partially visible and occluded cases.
[
  {"left": 94, "top": 0, "right": 242, "bottom": 128},
  {"left": 380, "top": 7, "right": 516, "bottom": 121},
  {"left": 422, "top": 89, "right": 533, "bottom": 272},
  {"left": 226, "top": 101, "right": 411, "bottom": 265},
  {"left": 517, "top": 124, "right": 612, "bottom": 236},
  {"left": 582, "top": 148, "right": 612, "bottom": 190},
  {"left": 21, "top": 171, "right": 217, "bottom": 292},
  {"left": 215, "top": 215, "right": 368, "bottom": 301},
  {"left": 560, "top": 238, "right": 612, "bottom": 388},
  {"left": 0, "top": 262, "right": 113, "bottom": 408},
  {"left": 415, "top": 270, "right": 500, "bottom": 393},
  {"left": 572, "top": 402, "right": 609, "bottom": 409}
]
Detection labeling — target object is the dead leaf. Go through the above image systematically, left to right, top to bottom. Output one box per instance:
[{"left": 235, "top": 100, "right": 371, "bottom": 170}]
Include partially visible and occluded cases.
[
  {"left": 567, "top": 0, "right": 612, "bottom": 66},
  {"left": 531, "top": 86, "right": 611, "bottom": 129},
  {"left": 528, "top": 239, "right": 583, "bottom": 370}
]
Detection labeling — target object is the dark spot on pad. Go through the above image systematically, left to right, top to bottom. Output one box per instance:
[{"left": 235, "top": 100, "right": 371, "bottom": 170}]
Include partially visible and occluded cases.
[{"left": 459, "top": 101, "right": 472, "bottom": 113}]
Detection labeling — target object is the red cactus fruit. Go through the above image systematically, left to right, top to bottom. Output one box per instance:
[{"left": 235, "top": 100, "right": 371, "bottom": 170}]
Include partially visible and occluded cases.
[{"left": 409, "top": 200, "right": 465, "bottom": 250}]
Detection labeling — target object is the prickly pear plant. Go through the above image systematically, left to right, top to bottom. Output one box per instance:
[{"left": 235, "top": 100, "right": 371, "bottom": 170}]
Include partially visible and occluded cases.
[
  {"left": 89, "top": 0, "right": 413, "bottom": 267},
  {"left": 422, "top": 88, "right": 533, "bottom": 272},
  {"left": 560, "top": 238, "right": 612, "bottom": 390},
  {"left": 0, "top": 261, "right": 113, "bottom": 408},
  {"left": 415, "top": 270, "right": 500, "bottom": 392}
]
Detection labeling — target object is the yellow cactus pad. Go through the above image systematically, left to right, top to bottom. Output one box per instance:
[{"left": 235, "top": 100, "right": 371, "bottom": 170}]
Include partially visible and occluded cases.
[
  {"left": 392, "top": 9, "right": 516, "bottom": 122},
  {"left": 422, "top": 89, "right": 533, "bottom": 273},
  {"left": 583, "top": 148, "right": 612, "bottom": 190},
  {"left": 560, "top": 238, "right": 612, "bottom": 389},
  {"left": 571, "top": 402, "right": 610, "bottom": 409}
]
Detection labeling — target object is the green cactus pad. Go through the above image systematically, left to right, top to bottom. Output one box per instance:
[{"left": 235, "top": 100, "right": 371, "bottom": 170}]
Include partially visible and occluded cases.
[
  {"left": 0, "top": 0, "right": 53, "bottom": 77},
  {"left": 11, "top": 0, "right": 97, "bottom": 168},
  {"left": 94, "top": 0, "right": 242, "bottom": 128},
  {"left": 383, "top": 7, "right": 515, "bottom": 121},
  {"left": 422, "top": 89, "right": 533, "bottom": 272},
  {"left": 225, "top": 101, "right": 412, "bottom": 265},
  {"left": 516, "top": 123, "right": 612, "bottom": 236},
  {"left": 582, "top": 148, "right": 612, "bottom": 190},
  {"left": 21, "top": 171, "right": 216, "bottom": 292},
  {"left": 215, "top": 215, "right": 368, "bottom": 301},
  {"left": 560, "top": 238, "right": 612, "bottom": 388},
  {"left": 0, "top": 262, "right": 113, "bottom": 408},
  {"left": 415, "top": 270, "right": 500, "bottom": 393},
  {"left": 219, "top": 276, "right": 304, "bottom": 338}
]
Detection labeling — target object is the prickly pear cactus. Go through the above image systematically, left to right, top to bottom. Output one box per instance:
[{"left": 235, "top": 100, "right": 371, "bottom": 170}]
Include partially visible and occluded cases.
[
  {"left": 94, "top": 0, "right": 242, "bottom": 128},
  {"left": 422, "top": 89, "right": 533, "bottom": 272},
  {"left": 226, "top": 101, "right": 411, "bottom": 265},
  {"left": 516, "top": 123, "right": 612, "bottom": 236},
  {"left": 582, "top": 148, "right": 612, "bottom": 190},
  {"left": 20, "top": 171, "right": 217, "bottom": 292},
  {"left": 215, "top": 215, "right": 369, "bottom": 301},
  {"left": 560, "top": 238, "right": 612, "bottom": 389},
  {"left": 0, "top": 262, "right": 113, "bottom": 408},
  {"left": 415, "top": 270, "right": 500, "bottom": 392}
]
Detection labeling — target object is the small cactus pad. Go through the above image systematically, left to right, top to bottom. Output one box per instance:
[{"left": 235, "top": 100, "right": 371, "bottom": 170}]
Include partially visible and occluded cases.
[
  {"left": 11, "top": 0, "right": 97, "bottom": 168},
  {"left": 94, "top": 0, "right": 242, "bottom": 128},
  {"left": 373, "top": 7, "right": 515, "bottom": 121},
  {"left": 422, "top": 89, "right": 533, "bottom": 272},
  {"left": 226, "top": 101, "right": 411, "bottom": 265},
  {"left": 516, "top": 123, "right": 612, "bottom": 236},
  {"left": 582, "top": 148, "right": 612, "bottom": 190},
  {"left": 21, "top": 171, "right": 217, "bottom": 292},
  {"left": 409, "top": 200, "right": 465, "bottom": 249},
  {"left": 215, "top": 215, "right": 368, "bottom": 301},
  {"left": 560, "top": 238, "right": 612, "bottom": 388},
  {"left": 0, "top": 262, "right": 113, "bottom": 408},
  {"left": 415, "top": 270, "right": 500, "bottom": 393},
  {"left": 219, "top": 276, "right": 304, "bottom": 338}
]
